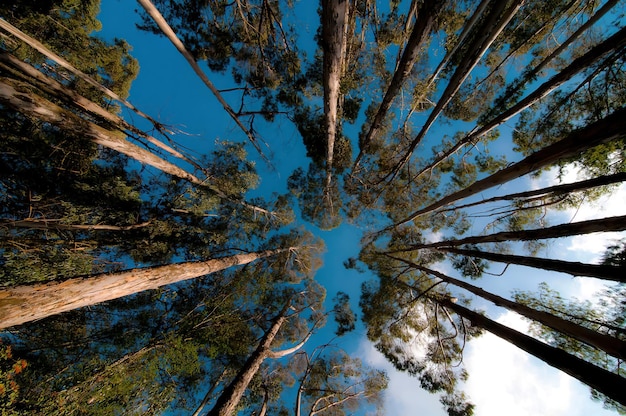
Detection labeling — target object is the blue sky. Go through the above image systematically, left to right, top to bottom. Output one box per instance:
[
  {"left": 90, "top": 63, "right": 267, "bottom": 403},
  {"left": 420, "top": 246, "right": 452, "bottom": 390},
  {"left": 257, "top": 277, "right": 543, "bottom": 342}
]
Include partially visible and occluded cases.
[{"left": 95, "top": 1, "right": 624, "bottom": 415}]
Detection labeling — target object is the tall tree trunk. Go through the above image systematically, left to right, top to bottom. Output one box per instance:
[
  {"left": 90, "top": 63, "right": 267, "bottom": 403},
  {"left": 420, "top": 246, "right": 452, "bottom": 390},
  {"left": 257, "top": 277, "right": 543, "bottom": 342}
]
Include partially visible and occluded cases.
[
  {"left": 136, "top": 0, "right": 272, "bottom": 167},
  {"left": 321, "top": 0, "right": 350, "bottom": 191},
  {"left": 354, "top": 0, "right": 442, "bottom": 169},
  {"left": 383, "top": 0, "right": 524, "bottom": 183},
  {"left": 0, "top": 17, "right": 163, "bottom": 134},
  {"left": 408, "top": 24, "right": 626, "bottom": 185},
  {"left": 0, "top": 50, "right": 196, "bottom": 168},
  {"left": 0, "top": 77, "right": 274, "bottom": 217},
  {"left": 0, "top": 77, "right": 203, "bottom": 184},
  {"left": 391, "top": 105, "right": 626, "bottom": 227},
  {"left": 438, "top": 172, "right": 626, "bottom": 214},
  {"left": 391, "top": 215, "right": 626, "bottom": 251},
  {"left": 2, "top": 219, "right": 153, "bottom": 232},
  {"left": 436, "top": 246, "right": 625, "bottom": 282},
  {"left": 0, "top": 248, "right": 290, "bottom": 329},
  {"left": 392, "top": 257, "right": 626, "bottom": 359},
  {"left": 435, "top": 296, "right": 626, "bottom": 407},
  {"left": 207, "top": 303, "right": 290, "bottom": 416},
  {"left": 192, "top": 368, "right": 228, "bottom": 416}
]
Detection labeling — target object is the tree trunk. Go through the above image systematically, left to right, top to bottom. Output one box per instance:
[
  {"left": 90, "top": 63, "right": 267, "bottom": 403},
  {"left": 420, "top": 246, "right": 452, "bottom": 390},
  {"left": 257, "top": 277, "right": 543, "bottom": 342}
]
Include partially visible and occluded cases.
[
  {"left": 136, "top": 0, "right": 271, "bottom": 167},
  {"left": 321, "top": 0, "right": 350, "bottom": 190},
  {"left": 354, "top": 0, "right": 442, "bottom": 168},
  {"left": 384, "top": 0, "right": 523, "bottom": 183},
  {"left": 0, "top": 17, "right": 163, "bottom": 134},
  {"left": 408, "top": 24, "right": 626, "bottom": 185},
  {"left": 0, "top": 50, "right": 195, "bottom": 167},
  {"left": 0, "top": 78, "right": 203, "bottom": 185},
  {"left": 391, "top": 105, "right": 626, "bottom": 227},
  {"left": 438, "top": 172, "right": 626, "bottom": 213},
  {"left": 392, "top": 215, "right": 626, "bottom": 251},
  {"left": 2, "top": 219, "right": 153, "bottom": 232},
  {"left": 437, "top": 246, "right": 626, "bottom": 282},
  {"left": 0, "top": 249, "right": 289, "bottom": 329},
  {"left": 393, "top": 257, "right": 626, "bottom": 359},
  {"left": 436, "top": 296, "right": 626, "bottom": 407},
  {"left": 207, "top": 303, "right": 290, "bottom": 416},
  {"left": 192, "top": 368, "right": 227, "bottom": 416}
]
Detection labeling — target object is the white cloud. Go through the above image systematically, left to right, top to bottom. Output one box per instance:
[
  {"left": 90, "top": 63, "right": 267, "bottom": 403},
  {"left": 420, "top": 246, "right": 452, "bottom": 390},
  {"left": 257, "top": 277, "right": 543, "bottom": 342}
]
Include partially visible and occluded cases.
[{"left": 358, "top": 338, "right": 446, "bottom": 416}]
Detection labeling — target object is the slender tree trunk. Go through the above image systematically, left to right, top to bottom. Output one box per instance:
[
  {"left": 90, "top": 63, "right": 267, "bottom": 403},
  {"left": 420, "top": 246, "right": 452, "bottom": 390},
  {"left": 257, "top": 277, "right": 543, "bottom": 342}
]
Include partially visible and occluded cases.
[
  {"left": 136, "top": 0, "right": 272, "bottom": 167},
  {"left": 321, "top": 0, "right": 350, "bottom": 191},
  {"left": 354, "top": 0, "right": 442, "bottom": 168},
  {"left": 383, "top": 0, "right": 523, "bottom": 183},
  {"left": 0, "top": 17, "right": 163, "bottom": 134},
  {"left": 408, "top": 24, "right": 626, "bottom": 185},
  {"left": 0, "top": 50, "right": 195, "bottom": 167},
  {"left": 0, "top": 78, "right": 203, "bottom": 185},
  {"left": 391, "top": 105, "right": 626, "bottom": 227},
  {"left": 439, "top": 172, "right": 626, "bottom": 213},
  {"left": 391, "top": 215, "right": 626, "bottom": 251},
  {"left": 2, "top": 219, "right": 153, "bottom": 232},
  {"left": 436, "top": 246, "right": 625, "bottom": 282},
  {"left": 0, "top": 248, "right": 290, "bottom": 329},
  {"left": 393, "top": 257, "right": 626, "bottom": 359},
  {"left": 435, "top": 296, "right": 626, "bottom": 407},
  {"left": 207, "top": 303, "right": 290, "bottom": 416},
  {"left": 192, "top": 368, "right": 228, "bottom": 416}
]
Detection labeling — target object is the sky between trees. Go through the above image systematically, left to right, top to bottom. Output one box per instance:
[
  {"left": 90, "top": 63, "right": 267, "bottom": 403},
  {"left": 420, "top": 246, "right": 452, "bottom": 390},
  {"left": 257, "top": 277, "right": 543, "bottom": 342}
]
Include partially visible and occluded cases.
[{"left": 0, "top": 0, "right": 625, "bottom": 415}]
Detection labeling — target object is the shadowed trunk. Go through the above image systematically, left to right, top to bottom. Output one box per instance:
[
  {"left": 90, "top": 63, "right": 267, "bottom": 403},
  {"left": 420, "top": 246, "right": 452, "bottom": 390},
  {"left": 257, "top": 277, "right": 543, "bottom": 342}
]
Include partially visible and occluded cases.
[{"left": 436, "top": 296, "right": 626, "bottom": 407}]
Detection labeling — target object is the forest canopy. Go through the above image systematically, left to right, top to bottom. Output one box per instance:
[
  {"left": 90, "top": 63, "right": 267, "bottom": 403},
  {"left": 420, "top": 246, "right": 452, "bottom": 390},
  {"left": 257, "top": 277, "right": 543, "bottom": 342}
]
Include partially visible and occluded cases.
[{"left": 0, "top": 0, "right": 625, "bottom": 415}]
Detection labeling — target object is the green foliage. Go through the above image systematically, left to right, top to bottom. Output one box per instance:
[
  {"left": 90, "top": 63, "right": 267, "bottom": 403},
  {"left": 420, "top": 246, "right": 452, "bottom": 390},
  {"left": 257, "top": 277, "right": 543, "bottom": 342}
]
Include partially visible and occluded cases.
[{"left": 332, "top": 292, "right": 357, "bottom": 336}]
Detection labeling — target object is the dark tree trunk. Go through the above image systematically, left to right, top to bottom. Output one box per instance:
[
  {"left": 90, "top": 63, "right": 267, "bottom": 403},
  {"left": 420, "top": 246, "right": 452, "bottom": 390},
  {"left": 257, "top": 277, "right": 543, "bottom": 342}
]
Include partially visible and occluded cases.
[
  {"left": 391, "top": 106, "right": 626, "bottom": 227},
  {"left": 391, "top": 215, "right": 626, "bottom": 251},
  {"left": 437, "top": 246, "right": 626, "bottom": 282},
  {"left": 393, "top": 257, "right": 626, "bottom": 359},
  {"left": 436, "top": 297, "right": 626, "bottom": 407}
]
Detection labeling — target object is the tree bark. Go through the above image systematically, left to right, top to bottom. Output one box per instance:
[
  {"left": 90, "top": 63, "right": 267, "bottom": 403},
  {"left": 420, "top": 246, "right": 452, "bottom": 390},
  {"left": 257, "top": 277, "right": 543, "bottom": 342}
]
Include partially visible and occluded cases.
[
  {"left": 136, "top": 0, "right": 272, "bottom": 167},
  {"left": 321, "top": 0, "right": 350, "bottom": 191},
  {"left": 354, "top": 0, "right": 442, "bottom": 168},
  {"left": 383, "top": 0, "right": 524, "bottom": 183},
  {"left": 0, "top": 17, "right": 163, "bottom": 134},
  {"left": 407, "top": 24, "right": 626, "bottom": 186},
  {"left": 0, "top": 78, "right": 203, "bottom": 185},
  {"left": 391, "top": 105, "right": 626, "bottom": 227},
  {"left": 438, "top": 172, "right": 626, "bottom": 213},
  {"left": 391, "top": 215, "right": 626, "bottom": 251},
  {"left": 2, "top": 219, "right": 153, "bottom": 232},
  {"left": 437, "top": 246, "right": 626, "bottom": 282},
  {"left": 0, "top": 248, "right": 289, "bottom": 329},
  {"left": 393, "top": 257, "right": 626, "bottom": 359},
  {"left": 436, "top": 296, "right": 626, "bottom": 407},
  {"left": 207, "top": 303, "right": 291, "bottom": 416}
]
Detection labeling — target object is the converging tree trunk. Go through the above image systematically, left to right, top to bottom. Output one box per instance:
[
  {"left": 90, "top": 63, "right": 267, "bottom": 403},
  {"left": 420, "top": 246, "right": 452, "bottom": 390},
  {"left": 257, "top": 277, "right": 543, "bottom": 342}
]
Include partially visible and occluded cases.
[
  {"left": 136, "top": 0, "right": 272, "bottom": 166},
  {"left": 321, "top": 0, "right": 350, "bottom": 191},
  {"left": 354, "top": 0, "right": 442, "bottom": 169},
  {"left": 383, "top": 0, "right": 523, "bottom": 183},
  {"left": 408, "top": 25, "right": 626, "bottom": 184},
  {"left": 391, "top": 106, "right": 626, "bottom": 227},
  {"left": 391, "top": 215, "right": 626, "bottom": 252},
  {"left": 436, "top": 246, "right": 626, "bottom": 282},
  {"left": 0, "top": 248, "right": 291, "bottom": 329},
  {"left": 391, "top": 256, "right": 626, "bottom": 359},
  {"left": 435, "top": 296, "right": 626, "bottom": 407},
  {"left": 208, "top": 301, "right": 315, "bottom": 416}
]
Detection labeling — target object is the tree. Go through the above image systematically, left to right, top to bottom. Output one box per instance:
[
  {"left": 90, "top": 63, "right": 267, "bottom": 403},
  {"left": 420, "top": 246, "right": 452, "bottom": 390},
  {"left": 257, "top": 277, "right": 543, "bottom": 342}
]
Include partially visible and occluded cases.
[{"left": 0, "top": 248, "right": 292, "bottom": 329}]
